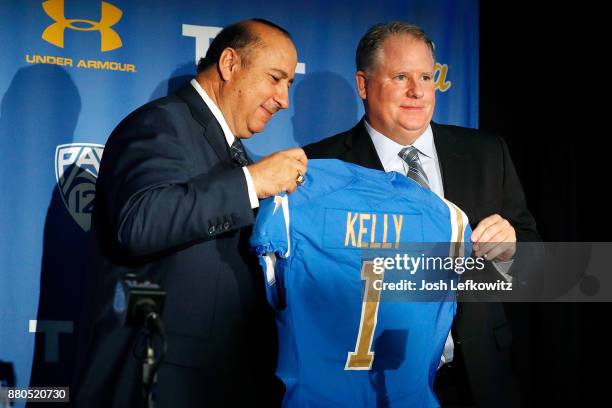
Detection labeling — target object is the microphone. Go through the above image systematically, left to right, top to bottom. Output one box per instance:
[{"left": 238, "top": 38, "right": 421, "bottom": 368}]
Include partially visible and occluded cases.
[
  {"left": 113, "top": 274, "right": 166, "bottom": 332},
  {"left": 113, "top": 274, "right": 167, "bottom": 408}
]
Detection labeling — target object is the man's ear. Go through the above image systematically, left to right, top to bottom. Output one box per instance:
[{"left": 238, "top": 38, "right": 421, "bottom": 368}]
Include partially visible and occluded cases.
[
  {"left": 218, "top": 47, "right": 241, "bottom": 81},
  {"left": 355, "top": 71, "right": 367, "bottom": 100}
]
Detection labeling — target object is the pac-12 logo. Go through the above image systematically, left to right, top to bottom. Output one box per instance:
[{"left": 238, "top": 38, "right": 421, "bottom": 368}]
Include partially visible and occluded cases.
[{"left": 55, "top": 143, "right": 104, "bottom": 231}]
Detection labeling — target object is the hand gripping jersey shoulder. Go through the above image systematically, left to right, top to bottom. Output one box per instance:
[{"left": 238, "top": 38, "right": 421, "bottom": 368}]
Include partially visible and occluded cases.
[{"left": 251, "top": 159, "right": 471, "bottom": 408}]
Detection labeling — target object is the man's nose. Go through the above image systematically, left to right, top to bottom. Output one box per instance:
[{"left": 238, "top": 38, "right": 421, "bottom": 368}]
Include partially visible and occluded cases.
[
  {"left": 406, "top": 78, "right": 424, "bottom": 98},
  {"left": 275, "top": 84, "right": 290, "bottom": 109}
]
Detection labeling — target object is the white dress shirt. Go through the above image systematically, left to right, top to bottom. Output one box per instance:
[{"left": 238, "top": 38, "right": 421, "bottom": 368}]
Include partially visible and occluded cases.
[
  {"left": 190, "top": 79, "right": 259, "bottom": 209},
  {"left": 365, "top": 121, "right": 444, "bottom": 198}
]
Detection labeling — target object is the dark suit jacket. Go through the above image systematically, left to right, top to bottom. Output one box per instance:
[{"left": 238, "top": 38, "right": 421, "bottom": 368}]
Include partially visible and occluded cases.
[
  {"left": 73, "top": 84, "right": 279, "bottom": 407},
  {"left": 304, "top": 119, "right": 541, "bottom": 407}
]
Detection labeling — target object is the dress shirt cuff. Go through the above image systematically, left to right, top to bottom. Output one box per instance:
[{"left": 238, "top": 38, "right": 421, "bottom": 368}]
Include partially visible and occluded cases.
[
  {"left": 242, "top": 166, "right": 259, "bottom": 209},
  {"left": 492, "top": 259, "right": 514, "bottom": 282}
]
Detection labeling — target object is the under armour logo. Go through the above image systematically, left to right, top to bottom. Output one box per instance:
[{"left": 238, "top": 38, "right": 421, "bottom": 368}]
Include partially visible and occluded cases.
[{"left": 42, "top": 0, "right": 123, "bottom": 52}]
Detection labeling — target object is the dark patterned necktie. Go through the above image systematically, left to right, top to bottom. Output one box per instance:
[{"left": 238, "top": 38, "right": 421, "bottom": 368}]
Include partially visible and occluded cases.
[
  {"left": 230, "top": 139, "right": 249, "bottom": 167},
  {"left": 398, "top": 146, "right": 430, "bottom": 189}
]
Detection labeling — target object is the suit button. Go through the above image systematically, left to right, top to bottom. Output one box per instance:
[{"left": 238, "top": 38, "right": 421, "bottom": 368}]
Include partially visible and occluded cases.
[
  {"left": 223, "top": 221, "right": 230, "bottom": 230},
  {"left": 208, "top": 225, "right": 216, "bottom": 235}
]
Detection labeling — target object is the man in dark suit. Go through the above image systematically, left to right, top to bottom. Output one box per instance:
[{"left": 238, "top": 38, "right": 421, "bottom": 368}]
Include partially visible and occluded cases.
[
  {"left": 73, "top": 19, "right": 307, "bottom": 407},
  {"left": 304, "top": 22, "right": 540, "bottom": 407}
]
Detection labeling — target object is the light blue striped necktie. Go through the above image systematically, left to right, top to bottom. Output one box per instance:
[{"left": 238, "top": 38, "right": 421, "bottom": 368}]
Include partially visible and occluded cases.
[{"left": 398, "top": 146, "right": 430, "bottom": 189}]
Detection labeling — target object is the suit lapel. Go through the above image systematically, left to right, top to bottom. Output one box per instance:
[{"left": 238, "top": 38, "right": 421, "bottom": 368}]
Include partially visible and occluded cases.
[
  {"left": 175, "top": 84, "right": 232, "bottom": 164},
  {"left": 342, "top": 119, "right": 385, "bottom": 171},
  {"left": 431, "top": 122, "right": 468, "bottom": 204}
]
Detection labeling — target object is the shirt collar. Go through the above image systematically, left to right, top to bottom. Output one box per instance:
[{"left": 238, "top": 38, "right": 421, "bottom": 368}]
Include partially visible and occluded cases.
[
  {"left": 190, "top": 78, "right": 235, "bottom": 147},
  {"left": 365, "top": 120, "right": 435, "bottom": 159},
  {"left": 412, "top": 125, "right": 435, "bottom": 158}
]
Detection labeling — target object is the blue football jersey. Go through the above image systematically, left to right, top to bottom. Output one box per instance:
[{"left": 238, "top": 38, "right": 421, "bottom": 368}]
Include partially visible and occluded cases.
[{"left": 251, "top": 159, "right": 471, "bottom": 408}]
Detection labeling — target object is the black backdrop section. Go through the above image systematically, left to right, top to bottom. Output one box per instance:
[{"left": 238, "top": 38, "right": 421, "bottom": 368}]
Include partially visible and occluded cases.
[{"left": 480, "top": 2, "right": 605, "bottom": 406}]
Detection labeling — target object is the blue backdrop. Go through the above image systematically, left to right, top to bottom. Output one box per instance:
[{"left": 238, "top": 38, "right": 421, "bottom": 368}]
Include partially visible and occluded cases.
[{"left": 0, "top": 0, "right": 478, "bottom": 397}]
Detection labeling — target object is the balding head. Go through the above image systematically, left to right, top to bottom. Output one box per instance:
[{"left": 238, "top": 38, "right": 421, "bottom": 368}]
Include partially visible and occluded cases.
[{"left": 197, "top": 18, "right": 292, "bottom": 73}]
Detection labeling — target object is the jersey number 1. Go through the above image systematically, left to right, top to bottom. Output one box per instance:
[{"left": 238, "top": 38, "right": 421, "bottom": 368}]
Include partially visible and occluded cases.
[{"left": 345, "top": 261, "right": 383, "bottom": 370}]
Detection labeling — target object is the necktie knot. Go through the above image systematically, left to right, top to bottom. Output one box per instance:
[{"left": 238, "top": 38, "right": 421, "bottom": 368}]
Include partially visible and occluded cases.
[
  {"left": 230, "top": 139, "right": 249, "bottom": 167},
  {"left": 398, "top": 146, "right": 430, "bottom": 189}
]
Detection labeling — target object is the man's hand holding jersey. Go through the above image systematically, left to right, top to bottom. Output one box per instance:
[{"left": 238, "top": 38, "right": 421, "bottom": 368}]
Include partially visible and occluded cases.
[
  {"left": 249, "top": 147, "right": 308, "bottom": 198},
  {"left": 471, "top": 214, "right": 517, "bottom": 262}
]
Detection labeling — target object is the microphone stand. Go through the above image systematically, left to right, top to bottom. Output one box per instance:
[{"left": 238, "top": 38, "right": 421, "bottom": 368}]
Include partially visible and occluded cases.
[
  {"left": 119, "top": 277, "right": 166, "bottom": 408},
  {"left": 139, "top": 303, "right": 166, "bottom": 408}
]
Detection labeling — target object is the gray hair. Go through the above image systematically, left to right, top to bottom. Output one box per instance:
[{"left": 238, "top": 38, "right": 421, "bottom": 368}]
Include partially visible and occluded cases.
[{"left": 356, "top": 21, "right": 435, "bottom": 73}]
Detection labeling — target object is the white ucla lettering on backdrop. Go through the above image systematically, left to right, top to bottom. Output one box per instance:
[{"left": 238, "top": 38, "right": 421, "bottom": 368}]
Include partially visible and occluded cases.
[
  {"left": 182, "top": 23, "right": 306, "bottom": 74},
  {"left": 54, "top": 143, "right": 104, "bottom": 232}
]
